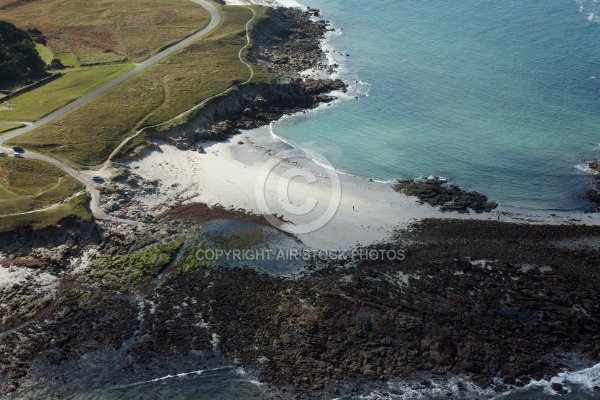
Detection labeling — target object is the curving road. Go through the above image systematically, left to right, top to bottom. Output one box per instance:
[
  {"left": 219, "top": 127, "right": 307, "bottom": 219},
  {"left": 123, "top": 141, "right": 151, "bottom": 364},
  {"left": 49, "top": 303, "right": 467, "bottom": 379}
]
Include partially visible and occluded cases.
[{"left": 0, "top": 0, "right": 222, "bottom": 226}]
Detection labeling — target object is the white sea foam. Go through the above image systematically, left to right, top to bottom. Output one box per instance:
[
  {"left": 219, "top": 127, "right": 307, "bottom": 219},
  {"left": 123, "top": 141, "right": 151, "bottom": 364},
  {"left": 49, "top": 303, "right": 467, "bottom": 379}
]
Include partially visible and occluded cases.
[
  {"left": 575, "top": 162, "right": 597, "bottom": 175},
  {"left": 413, "top": 175, "right": 448, "bottom": 182},
  {"left": 372, "top": 178, "right": 398, "bottom": 184},
  {"left": 500, "top": 362, "right": 600, "bottom": 397},
  {"left": 551, "top": 362, "right": 600, "bottom": 391},
  {"left": 355, "top": 363, "right": 600, "bottom": 399},
  {"left": 109, "top": 366, "right": 237, "bottom": 390},
  {"left": 358, "top": 375, "right": 498, "bottom": 399}
]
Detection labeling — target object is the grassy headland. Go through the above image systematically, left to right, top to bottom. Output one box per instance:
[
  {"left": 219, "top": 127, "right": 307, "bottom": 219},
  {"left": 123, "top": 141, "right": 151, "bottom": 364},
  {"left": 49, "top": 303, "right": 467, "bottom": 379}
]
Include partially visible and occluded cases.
[
  {"left": 9, "top": 5, "right": 277, "bottom": 168},
  {"left": 0, "top": 158, "right": 84, "bottom": 214},
  {"left": 0, "top": 192, "right": 91, "bottom": 232}
]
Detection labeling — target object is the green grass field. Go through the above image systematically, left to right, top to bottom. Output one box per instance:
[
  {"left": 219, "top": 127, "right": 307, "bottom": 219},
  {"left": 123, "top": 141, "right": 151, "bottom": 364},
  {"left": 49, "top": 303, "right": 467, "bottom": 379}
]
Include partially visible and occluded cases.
[
  {"left": 0, "top": 0, "right": 210, "bottom": 65},
  {"left": 9, "top": 5, "right": 278, "bottom": 168},
  {"left": 35, "top": 43, "right": 55, "bottom": 65},
  {"left": 35, "top": 44, "right": 80, "bottom": 68},
  {"left": 56, "top": 53, "right": 80, "bottom": 68},
  {"left": 0, "top": 63, "right": 135, "bottom": 122},
  {"left": 0, "top": 122, "right": 25, "bottom": 133},
  {"left": 0, "top": 157, "right": 90, "bottom": 232},
  {"left": 0, "top": 158, "right": 85, "bottom": 215},
  {"left": 0, "top": 192, "right": 91, "bottom": 232}
]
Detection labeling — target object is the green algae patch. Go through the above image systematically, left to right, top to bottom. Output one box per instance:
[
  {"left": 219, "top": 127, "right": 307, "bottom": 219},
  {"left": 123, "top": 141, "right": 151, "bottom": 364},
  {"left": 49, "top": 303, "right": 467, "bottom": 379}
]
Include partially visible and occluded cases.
[
  {"left": 213, "top": 226, "right": 268, "bottom": 251},
  {"left": 81, "top": 236, "right": 184, "bottom": 292},
  {"left": 179, "top": 240, "right": 212, "bottom": 273}
]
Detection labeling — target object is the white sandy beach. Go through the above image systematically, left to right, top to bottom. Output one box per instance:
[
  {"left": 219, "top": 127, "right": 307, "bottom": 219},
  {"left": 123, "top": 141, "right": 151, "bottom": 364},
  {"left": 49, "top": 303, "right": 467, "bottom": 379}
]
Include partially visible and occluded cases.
[
  {"left": 125, "top": 126, "right": 600, "bottom": 249},
  {"left": 129, "top": 128, "right": 440, "bottom": 248}
]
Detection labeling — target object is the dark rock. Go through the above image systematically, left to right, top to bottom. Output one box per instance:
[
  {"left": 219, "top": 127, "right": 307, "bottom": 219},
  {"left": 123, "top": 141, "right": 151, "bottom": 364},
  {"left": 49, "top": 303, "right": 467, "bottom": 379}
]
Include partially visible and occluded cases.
[
  {"left": 248, "top": 7, "right": 330, "bottom": 78},
  {"left": 151, "top": 79, "right": 346, "bottom": 145},
  {"left": 586, "top": 160, "right": 600, "bottom": 208},
  {"left": 393, "top": 177, "right": 497, "bottom": 213}
]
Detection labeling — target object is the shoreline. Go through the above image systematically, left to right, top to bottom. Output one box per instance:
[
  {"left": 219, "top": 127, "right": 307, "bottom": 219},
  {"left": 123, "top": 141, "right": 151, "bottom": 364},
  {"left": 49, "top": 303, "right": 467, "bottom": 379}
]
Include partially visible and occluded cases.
[
  {"left": 126, "top": 123, "right": 600, "bottom": 249},
  {"left": 127, "top": 127, "right": 432, "bottom": 249}
]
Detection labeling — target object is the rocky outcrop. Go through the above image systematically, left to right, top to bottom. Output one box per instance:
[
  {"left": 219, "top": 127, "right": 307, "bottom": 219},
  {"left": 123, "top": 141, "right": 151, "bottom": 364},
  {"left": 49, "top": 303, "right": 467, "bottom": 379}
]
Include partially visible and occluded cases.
[
  {"left": 132, "top": 3, "right": 347, "bottom": 153},
  {"left": 248, "top": 7, "right": 334, "bottom": 77},
  {"left": 149, "top": 79, "right": 346, "bottom": 146},
  {"left": 121, "top": 141, "right": 160, "bottom": 161},
  {"left": 586, "top": 161, "right": 600, "bottom": 206},
  {"left": 98, "top": 165, "right": 158, "bottom": 222},
  {"left": 394, "top": 177, "right": 498, "bottom": 213}
]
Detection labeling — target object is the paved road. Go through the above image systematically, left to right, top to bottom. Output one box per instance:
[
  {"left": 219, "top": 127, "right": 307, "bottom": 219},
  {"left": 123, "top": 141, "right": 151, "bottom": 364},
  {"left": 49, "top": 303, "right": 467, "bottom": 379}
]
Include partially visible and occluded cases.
[
  {"left": 0, "top": 0, "right": 221, "bottom": 225},
  {"left": 0, "top": 0, "right": 220, "bottom": 144}
]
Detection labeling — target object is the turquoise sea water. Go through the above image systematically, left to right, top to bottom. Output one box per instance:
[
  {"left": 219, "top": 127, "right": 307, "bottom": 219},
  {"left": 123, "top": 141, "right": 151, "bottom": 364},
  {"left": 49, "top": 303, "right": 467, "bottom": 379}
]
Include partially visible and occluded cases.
[{"left": 272, "top": 0, "right": 600, "bottom": 211}]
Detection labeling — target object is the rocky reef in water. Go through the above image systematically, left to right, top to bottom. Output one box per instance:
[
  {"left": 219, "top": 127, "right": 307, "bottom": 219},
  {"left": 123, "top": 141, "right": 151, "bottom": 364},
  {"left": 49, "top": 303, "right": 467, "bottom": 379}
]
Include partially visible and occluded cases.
[
  {"left": 247, "top": 6, "right": 337, "bottom": 78},
  {"left": 394, "top": 177, "right": 498, "bottom": 213}
]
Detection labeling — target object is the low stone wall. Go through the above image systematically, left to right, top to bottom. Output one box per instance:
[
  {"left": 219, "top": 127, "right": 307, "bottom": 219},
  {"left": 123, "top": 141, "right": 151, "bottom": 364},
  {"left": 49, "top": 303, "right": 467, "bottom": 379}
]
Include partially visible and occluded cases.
[{"left": 1, "top": 72, "right": 62, "bottom": 100}]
